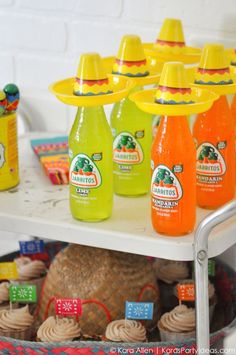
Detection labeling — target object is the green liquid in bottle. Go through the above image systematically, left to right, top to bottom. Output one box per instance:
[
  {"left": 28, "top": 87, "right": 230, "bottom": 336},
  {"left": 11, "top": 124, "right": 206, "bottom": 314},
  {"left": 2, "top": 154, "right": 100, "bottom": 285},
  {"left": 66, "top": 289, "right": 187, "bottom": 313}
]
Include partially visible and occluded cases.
[
  {"left": 111, "top": 88, "right": 153, "bottom": 196},
  {"left": 69, "top": 106, "right": 113, "bottom": 221}
]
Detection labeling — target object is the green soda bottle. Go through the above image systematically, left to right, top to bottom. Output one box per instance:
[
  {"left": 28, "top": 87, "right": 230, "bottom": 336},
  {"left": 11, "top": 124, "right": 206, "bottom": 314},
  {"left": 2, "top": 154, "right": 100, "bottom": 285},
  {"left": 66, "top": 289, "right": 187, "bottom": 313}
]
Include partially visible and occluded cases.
[
  {"left": 111, "top": 34, "right": 159, "bottom": 196},
  {"left": 50, "top": 53, "right": 133, "bottom": 221},
  {"left": 111, "top": 89, "right": 152, "bottom": 196},
  {"left": 69, "top": 106, "right": 113, "bottom": 221}
]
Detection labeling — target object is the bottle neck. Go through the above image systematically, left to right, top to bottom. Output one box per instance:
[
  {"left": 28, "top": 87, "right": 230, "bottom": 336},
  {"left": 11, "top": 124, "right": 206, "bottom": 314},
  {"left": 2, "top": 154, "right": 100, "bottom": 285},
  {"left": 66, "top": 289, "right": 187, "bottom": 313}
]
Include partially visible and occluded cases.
[
  {"left": 203, "top": 95, "right": 230, "bottom": 118},
  {"left": 76, "top": 105, "right": 106, "bottom": 119},
  {"left": 153, "top": 115, "right": 191, "bottom": 146},
  {"left": 158, "top": 115, "right": 190, "bottom": 131}
]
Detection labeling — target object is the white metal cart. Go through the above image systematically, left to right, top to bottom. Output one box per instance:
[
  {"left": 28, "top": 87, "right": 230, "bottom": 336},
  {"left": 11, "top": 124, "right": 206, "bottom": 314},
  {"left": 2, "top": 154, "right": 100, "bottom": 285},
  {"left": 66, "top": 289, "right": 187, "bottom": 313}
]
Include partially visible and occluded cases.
[{"left": 0, "top": 132, "right": 236, "bottom": 350}]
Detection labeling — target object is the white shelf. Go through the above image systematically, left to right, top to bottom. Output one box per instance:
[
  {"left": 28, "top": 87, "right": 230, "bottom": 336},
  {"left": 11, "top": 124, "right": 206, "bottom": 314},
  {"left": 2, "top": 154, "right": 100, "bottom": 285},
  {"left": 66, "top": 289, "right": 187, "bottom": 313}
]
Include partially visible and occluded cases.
[{"left": 0, "top": 133, "right": 235, "bottom": 261}]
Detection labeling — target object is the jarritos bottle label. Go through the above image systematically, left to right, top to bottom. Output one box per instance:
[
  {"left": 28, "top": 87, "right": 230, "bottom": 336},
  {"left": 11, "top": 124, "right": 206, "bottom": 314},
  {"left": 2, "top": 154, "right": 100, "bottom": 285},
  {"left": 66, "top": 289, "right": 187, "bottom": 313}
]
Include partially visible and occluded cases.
[
  {"left": 113, "top": 132, "right": 143, "bottom": 165},
  {"left": 196, "top": 142, "right": 226, "bottom": 185},
  {"left": 70, "top": 154, "right": 101, "bottom": 188},
  {"left": 151, "top": 164, "right": 183, "bottom": 211}
]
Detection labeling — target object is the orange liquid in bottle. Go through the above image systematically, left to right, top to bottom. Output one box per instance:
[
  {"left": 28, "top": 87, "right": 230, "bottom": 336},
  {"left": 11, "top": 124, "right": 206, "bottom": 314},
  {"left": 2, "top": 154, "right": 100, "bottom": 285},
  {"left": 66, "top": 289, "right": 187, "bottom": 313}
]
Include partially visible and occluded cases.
[
  {"left": 231, "top": 94, "right": 236, "bottom": 122},
  {"left": 193, "top": 95, "right": 235, "bottom": 208},
  {"left": 231, "top": 95, "right": 236, "bottom": 185},
  {"left": 151, "top": 115, "right": 196, "bottom": 236}
]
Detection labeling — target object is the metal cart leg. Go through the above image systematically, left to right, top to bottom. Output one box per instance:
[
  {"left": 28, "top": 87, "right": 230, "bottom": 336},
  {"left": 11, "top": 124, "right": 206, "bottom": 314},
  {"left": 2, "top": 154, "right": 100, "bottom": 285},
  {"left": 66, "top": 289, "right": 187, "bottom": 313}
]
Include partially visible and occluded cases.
[{"left": 194, "top": 200, "right": 236, "bottom": 352}]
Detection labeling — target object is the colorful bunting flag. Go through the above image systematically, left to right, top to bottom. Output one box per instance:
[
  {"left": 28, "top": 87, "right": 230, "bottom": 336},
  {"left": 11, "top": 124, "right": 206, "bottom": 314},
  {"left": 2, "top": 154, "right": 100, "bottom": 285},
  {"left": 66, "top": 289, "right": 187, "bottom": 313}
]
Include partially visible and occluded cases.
[
  {"left": 9, "top": 285, "right": 37, "bottom": 303},
  {"left": 55, "top": 298, "right": 82, "bottom": 316},
  {"left": 125, "top": 301, "right": 154, "bottom": 320}
]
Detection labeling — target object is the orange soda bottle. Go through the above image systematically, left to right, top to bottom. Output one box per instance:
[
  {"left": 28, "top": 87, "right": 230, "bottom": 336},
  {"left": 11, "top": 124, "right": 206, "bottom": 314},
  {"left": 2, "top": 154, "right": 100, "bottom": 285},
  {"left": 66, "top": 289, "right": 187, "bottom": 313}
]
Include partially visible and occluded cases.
[
  {"left": 193, "top": 44, "right": 236, "bottom": 208},
  {"left": 131, "top": 62, "right": 217, "bottom": 236},
  {"left": 150, "top": 63, "right": 197, "bottom": 235},
  {"left": 193, "top": 95, "right": 235, "bottom": 208},
  {"left": 151, "top": 114, "right": 196, "bottom": 235}
]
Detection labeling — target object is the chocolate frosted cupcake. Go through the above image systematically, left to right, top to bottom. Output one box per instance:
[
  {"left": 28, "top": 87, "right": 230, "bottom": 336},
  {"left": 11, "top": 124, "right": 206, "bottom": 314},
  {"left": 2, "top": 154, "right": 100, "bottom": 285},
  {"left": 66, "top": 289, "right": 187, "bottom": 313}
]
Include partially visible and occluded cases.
[
  {"left": 14, "top": 256, "right": 47, "bottom": 299},
  {"left": 153, "top": 259, "right": 189, "bottom": 310},
  {"left": 174, "top": 279, "right": 217, "bottom": 322},
  {"left": 0, "top": 305, "right": 34, "bottom": 340},
  {"left": 158, "top": 305, "right": 195, "bottom": 342},
  {"left": 37, "top": 316, "right": 81, "bottom": 342},
  {"left": 105, "top": 320, "right": 147, "bottom": 343}
]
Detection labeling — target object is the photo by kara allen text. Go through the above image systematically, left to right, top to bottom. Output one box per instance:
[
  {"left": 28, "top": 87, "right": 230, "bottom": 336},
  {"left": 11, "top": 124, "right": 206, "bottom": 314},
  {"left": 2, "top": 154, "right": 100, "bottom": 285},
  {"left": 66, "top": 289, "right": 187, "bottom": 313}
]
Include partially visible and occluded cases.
[{"left": 109, "top": 347, "right": 236, "bottom": 354}]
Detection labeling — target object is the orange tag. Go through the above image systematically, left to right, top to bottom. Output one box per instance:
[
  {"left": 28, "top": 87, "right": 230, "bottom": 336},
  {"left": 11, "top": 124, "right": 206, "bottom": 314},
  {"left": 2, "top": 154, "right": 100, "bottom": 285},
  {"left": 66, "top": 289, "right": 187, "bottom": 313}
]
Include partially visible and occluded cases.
[{"left": 177, "top": 283, "right": 195, "bottom": 301}]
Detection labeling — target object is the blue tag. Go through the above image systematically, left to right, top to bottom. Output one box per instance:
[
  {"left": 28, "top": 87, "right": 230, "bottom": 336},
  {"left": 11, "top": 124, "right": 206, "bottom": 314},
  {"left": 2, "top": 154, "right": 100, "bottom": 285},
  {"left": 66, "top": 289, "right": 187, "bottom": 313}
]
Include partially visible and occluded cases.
[
  {"left": 19, "top": 240, "right": 44, "bottom": 255},
  {"left": 125, "top": 301, "right": 154, "bottom": 320}
]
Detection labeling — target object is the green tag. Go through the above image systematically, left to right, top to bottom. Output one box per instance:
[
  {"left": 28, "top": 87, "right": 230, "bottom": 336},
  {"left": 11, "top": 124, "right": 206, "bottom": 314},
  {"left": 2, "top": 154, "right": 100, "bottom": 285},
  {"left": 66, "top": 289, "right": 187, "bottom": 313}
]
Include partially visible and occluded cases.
[
  {"left": 192, "top": 259, "right": 215, "bottom": 277},
  {"left": 208, "top": 260, "right": 216, "bottom": 276},
  {"left": 9, "top": 285, "right": 37, "bottom": 303}
]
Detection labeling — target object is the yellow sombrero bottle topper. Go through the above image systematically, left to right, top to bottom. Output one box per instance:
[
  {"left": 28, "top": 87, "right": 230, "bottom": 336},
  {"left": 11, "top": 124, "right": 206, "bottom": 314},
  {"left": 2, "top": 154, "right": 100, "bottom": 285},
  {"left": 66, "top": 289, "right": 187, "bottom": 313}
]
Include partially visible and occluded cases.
[
  {"left": 143, "top": 18, "right": 201, "bottom": 64},
  {"left": 155, "top": 18, "right": 185, "bottom": 54},
  {"left": 102, "top": 35, "right": 161, "bottom": 86},
  {"left": 112, "top": 35, "right": 149, "bottom": 77},
  {"left": 192, "top": 43, "right": 236, "bottom": 94},
  {"left": 50, "top": 52, "right": 134, "bottom": 107},
  {"left": 74, "top": 53, "right": 112, "bottom": 96},
  {"left": 130, "top": 62, "right": 218, "bottom": 116},
  {"left": 155, "top": 62, "right": 194, "bottom": 105}
]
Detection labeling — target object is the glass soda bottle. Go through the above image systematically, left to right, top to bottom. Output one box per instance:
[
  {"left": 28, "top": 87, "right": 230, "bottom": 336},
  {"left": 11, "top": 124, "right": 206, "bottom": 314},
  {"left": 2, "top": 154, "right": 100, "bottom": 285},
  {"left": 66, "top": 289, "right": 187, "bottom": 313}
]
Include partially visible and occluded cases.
[
  {"left": 111, "top": 35, "right": 157, "bottom": 196},
  {"left": 193, "top": 44, "right": 236, "bottom": 208},
  {"left": 68, "top": 53, "right": 114, "bottom": 221},
  {"left": 149, "top": 63, "right": 196, "bottom": 235},
  {"left": 111, "top": 88, "right": 152, "bottom": 196},
  {"left": 193, "top": 95, "right": 235, "bottom": 208},
  {"left": 69, "top": 105, "right": 113, "bottom": 221},
  {"left": 151, "top": 115, "right": 196, "bottom": 235}
]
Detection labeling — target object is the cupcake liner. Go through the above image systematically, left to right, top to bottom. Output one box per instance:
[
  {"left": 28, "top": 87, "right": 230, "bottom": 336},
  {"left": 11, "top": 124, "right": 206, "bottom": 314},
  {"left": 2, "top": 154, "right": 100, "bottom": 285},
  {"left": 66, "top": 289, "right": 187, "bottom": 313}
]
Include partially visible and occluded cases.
[
  {"left": 0, "top": 324, "right": 33, "bottom": 340},
  {"left": 158, "top": 324, "right": 195, "bottom": 342}
]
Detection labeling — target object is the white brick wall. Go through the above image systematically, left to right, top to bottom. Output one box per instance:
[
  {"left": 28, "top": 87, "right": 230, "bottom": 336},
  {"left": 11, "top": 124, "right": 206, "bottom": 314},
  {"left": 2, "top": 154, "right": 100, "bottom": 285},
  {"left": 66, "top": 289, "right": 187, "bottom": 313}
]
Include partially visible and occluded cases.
[{"left": 0, "top": 0, "right": 235, "bottom": 132}]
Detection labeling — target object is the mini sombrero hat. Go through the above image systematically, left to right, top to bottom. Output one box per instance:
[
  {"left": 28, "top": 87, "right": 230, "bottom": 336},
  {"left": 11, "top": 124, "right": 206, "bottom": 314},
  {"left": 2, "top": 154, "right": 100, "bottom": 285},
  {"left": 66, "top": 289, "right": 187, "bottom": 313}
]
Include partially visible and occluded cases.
[
  {"left": 143, "top": 18, "right": 201, "bottom": 64},
  {"left": 103, "top": 35, "right": 161, "bottom": 86},
  {"left": 191, "top": 44, "right": 236, "bottom": 95},
  {"left": 229, "top": 48, "right": 236, "bottom": 76},
  {"left": 50, "top": 53, "right": 134, "bottom": 106},
  {"left": 129, "top": 62, "right": 218, "bottom": 116}
]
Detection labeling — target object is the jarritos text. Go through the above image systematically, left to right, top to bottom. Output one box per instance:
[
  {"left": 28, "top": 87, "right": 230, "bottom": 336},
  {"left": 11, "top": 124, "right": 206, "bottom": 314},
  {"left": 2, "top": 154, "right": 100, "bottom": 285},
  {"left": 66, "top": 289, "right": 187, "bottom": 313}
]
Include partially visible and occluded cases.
[
  {"left": 113, "top": 132, "right": 143, "bottom": 164},
  {"left": 196, "top": 143, "right": 226, "bottom": 184},
  {"left": 70, "top": 154, "right": 101, "bottom": 188},
  {"left": 151, "top": 165, "right": 183, "bottom": 209}
]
